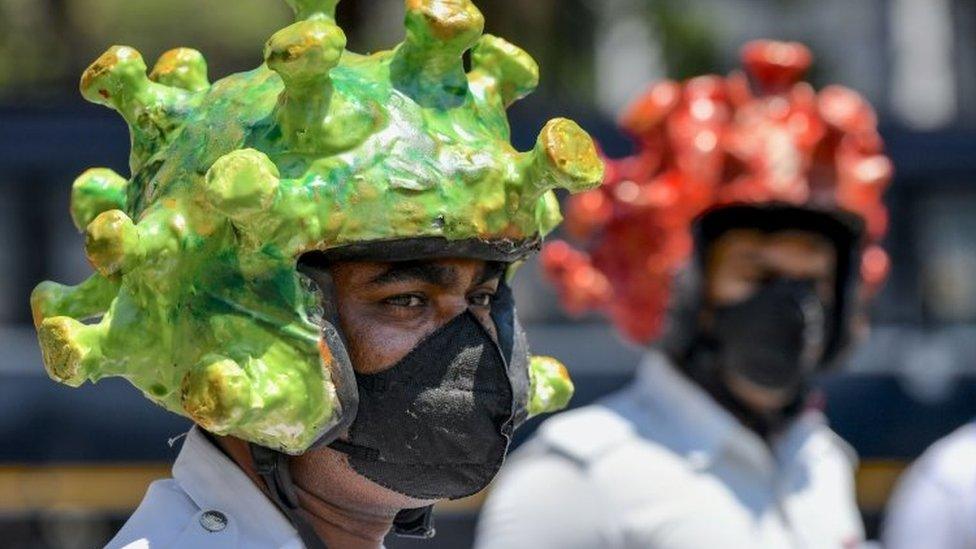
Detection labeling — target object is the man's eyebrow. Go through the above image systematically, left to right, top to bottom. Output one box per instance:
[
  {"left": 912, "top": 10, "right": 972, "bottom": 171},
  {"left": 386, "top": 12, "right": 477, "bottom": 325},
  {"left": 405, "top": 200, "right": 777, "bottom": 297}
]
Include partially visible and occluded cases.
[{"left": 369, "top": 261, "right": 458, "bottom": 287}]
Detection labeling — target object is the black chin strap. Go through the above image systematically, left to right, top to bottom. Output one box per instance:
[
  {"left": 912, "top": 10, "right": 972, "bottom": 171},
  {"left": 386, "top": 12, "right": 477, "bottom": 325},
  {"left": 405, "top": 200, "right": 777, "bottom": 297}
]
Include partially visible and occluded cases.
[
  {"left": 328, "top": 439, "right": 380, "bottom": 461},
  {"left": 327, "top": 440, "right": 437, "bottom": 539},
  {"left": 249, "top": 444, "right": 437, "bottom": 545},
  {"left": 250, "top": 444, "right": 329, "bottom": 549},
  {"left": 392, "top": 505, "right": 437, "bottom": 539}
]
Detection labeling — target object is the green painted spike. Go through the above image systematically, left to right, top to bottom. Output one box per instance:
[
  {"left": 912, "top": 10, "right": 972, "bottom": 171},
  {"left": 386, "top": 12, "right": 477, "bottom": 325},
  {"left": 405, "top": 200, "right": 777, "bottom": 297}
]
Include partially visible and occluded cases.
[
  {"left": 284, "top": 0, "right": 340, "bottom": 21},
  {"left": 391, "top": 0, "right": 485, "bottom": 107},
  {"left": 35, "top": 2, "right": 602, "bottom": 453},
  {"left": 264, "top": 19, "right": 357, "bottom": 152},
  {"left": 265, "top": 20, "right": 346, "bottom": 84},
  {"left": 470, "top": 34, "right": 539, "bottom": 107},
  {"left": 80, "top": 45, "right": 204, "bottom": 173},
  {"left": 80, "top": 46, "right": 149, "bottom": 107},
  {"left": 150, "top": 48, "right": 210, "bottom": 92},
  {"left": 521, "top": 118, "right": 604, "bottom": 207},
  {"left": 204, "top": 148, "right": 280, "bottom": 221},
  {"left": 71, "top": 168, "right": 128, "bottom": 232},
  {"left": 535, "top": 190, "right": 563, "bottom": 236},
  {"left": 84, "top": 209, "right": 139, "bottom": 277},
  {"left": 30, "top": 275, "right": 119, "bottom": 329},
  {"left": 38, "top": 316, "right": 95, "bottom": 387},
  {"left": 181, "top": 356, "right": 255, "bottom": 433},
  {"left": 527, "top": 356, "right": 574, "bottom": 417}
]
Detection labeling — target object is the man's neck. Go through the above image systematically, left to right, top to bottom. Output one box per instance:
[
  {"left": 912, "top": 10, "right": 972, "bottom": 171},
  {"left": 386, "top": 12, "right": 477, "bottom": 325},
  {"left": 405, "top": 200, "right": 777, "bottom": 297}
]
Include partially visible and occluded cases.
[
  {"left": 680, "top": 347, "right": 802, "bottom": 441},
  {"left": 215, "top": 436, "right": 395, "bottom": 549},
  {"left": 293, "top": 484, "right": 394, "bottom": 547}
]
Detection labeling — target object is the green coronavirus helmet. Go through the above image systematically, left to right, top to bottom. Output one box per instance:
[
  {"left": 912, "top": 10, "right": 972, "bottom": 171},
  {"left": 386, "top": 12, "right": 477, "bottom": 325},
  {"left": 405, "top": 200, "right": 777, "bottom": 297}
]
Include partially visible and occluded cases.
[{"left": 31, "top": 0, "right": 603, "bottom": 453}]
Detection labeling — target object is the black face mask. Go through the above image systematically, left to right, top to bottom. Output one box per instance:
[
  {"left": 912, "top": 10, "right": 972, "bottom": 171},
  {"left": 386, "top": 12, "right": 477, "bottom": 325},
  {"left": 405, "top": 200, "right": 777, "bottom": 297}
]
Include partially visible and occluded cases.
[
  {"left": 709, "top": 278, "right": 829, "bottom": 394},
  {"left": 330, "top": 309, "right": 514, "bottom": 500}
]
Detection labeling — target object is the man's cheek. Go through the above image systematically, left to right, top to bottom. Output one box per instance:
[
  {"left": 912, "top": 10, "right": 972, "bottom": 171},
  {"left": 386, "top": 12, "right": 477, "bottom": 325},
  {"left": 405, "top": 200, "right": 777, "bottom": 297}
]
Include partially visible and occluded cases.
[{"left": 349, "top": 326, "right": 419, "bottom": 375}]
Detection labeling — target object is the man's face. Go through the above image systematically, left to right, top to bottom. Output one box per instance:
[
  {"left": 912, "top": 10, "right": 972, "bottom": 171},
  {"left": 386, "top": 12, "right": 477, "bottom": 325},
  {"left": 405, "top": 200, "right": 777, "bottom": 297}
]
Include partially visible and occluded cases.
[
  {"left": 704, "top": 228, "right": 837, "bottom": 411},
  {"left": 706, "top": 229, "right": 837, "bottom": 308},
  {"left": 288, "top": 257, "right": 507, "bottom": 510},
  {"left": 328, "top": 258, "right": 504, "bottom": 374}
]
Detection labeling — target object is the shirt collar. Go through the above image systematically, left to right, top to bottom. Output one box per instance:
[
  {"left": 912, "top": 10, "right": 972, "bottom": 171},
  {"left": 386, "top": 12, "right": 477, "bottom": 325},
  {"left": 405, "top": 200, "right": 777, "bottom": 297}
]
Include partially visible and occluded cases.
[
  {"left": 633, "top": 350, "right": 818, "bottom": 472},
  {"left": 173, "top": 427, "right": 298, "bottom": 546}
]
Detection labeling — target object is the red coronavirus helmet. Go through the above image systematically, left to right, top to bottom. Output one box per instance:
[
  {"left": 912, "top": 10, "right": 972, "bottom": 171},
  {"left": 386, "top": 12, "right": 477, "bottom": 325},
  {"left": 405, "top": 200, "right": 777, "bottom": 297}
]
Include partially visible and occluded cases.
[{"left": 542, "top": 39, "right": 892, "bottom": 349}]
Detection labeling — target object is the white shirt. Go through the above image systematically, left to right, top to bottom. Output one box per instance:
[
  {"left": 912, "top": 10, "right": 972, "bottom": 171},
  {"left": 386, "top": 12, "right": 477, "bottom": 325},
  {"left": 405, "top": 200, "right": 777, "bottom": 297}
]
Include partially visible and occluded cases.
[
  {"left": 475, "top": 351, "right": 864, "bottom": 549},
  {"left": 883, "top": 422, "right": 976, "bottom": 549},
  {"left": 106, "top": 427, "right": 304, "bottom": 549}
]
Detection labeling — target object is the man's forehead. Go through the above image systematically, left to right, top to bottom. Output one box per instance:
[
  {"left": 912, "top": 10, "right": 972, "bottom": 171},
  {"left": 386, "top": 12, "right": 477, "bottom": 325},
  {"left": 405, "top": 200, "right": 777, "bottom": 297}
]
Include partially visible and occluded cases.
[
  {"left": 707, "top": 228, "right": 838, "bottom": 277},
  {"left": 710, "top": 228, "right": 835, "bottom": 253},
  {"left": 366, "top": 258, "right": 505, "bottom": 286}
]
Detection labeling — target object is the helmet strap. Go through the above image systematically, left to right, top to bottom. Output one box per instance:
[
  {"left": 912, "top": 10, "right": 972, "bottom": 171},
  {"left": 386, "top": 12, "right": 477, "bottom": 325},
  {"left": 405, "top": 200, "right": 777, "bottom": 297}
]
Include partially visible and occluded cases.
[
  {"left": 249, "top": 443, "right": 436, "bottom": 543},
  {"left": 250, "top": 443, "right": 329, "bottom": 549}
]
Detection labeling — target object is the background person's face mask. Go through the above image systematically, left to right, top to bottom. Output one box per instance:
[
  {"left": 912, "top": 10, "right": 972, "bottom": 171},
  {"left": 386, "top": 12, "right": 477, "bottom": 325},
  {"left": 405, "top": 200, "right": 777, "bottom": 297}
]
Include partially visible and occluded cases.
[
  {"left": 709, "top": 278, "right": 829, "bottom": 394},
  {"left": 331, "top": 310, "right": 514, "bottom": 500}
]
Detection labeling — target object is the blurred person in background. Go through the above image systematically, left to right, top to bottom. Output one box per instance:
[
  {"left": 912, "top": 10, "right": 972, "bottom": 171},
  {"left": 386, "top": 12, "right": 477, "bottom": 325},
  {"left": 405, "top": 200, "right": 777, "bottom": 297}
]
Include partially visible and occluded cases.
[
  {"left": 28, "top": 0, "right": 603, "bottom": 547},
  {"left": 476, "top": 40, "right": 893, "bottom": 549},
  {"left": 883, "top": 419, "right": 976, "bottom": 549}
]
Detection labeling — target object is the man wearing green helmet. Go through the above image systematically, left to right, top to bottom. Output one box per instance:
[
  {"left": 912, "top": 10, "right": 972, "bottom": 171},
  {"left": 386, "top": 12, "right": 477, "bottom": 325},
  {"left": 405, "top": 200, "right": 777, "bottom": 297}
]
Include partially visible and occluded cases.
[{"left": 30, "top": 1, "right": 602, "bottom": 547}]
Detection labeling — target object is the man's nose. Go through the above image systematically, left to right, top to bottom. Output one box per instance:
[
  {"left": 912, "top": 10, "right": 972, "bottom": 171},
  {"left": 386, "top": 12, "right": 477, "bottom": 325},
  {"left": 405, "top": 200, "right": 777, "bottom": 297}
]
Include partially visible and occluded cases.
[{"left": 435, "top": 297, "right": 498, "bottom": 343}]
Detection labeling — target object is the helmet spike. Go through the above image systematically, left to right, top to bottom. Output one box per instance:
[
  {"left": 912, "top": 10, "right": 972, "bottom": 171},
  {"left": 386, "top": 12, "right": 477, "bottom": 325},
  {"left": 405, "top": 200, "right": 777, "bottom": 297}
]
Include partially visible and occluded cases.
[
  {"left": 284, "top": 0, "right": 340, "bottom": 21},
  {"left": 391, "top": 0, "right": 484, "bottom": 108},
  {"left": 265, "top": 20, "right": 349, "bottom": 152},
  {"left": 469, "top": 34, "right": 539, "bottom": 107},
  {"left": 740, "top": 40, "right": 812, "bottom": 94},
  {"left": 80, "top": 46, "right": 201, "bottom": 172},
  {"left": 80, "top": 46, "right": 151, "bottom": 108},
  {"left": 150, "top": 48, "right": 210, "bottom": 92},
  {"left": 617, "top": 80, "right": 681, "bottom": 139},
  {"left": 515, "top": 118, "right": 602, "bottom": 236},
  {"left": 522, "top": 118, "right": 604, "bottom": 201},
  {"left": 204, "top": 149, "right": 282, "bottom": 238},
  {"left": 71, "top": 168, "right": 129, "bottom": 232},
  {"left": 84, "top": 210, "right": 140, "bottom": 277},
  {"left": 539, "top": 241, "right": 611, "bottom": 315},
  {"left": 30, "top": 276, "right": 118, "bottom": 330},
  {"left": 37, "top": 316, "right": 99, "bottom": 387},
  {"left": 181, "top": 356, "right": 255, "bottom": 434},
  {"left": 527, "top": 356, "right": 575, "bottom": 418}
]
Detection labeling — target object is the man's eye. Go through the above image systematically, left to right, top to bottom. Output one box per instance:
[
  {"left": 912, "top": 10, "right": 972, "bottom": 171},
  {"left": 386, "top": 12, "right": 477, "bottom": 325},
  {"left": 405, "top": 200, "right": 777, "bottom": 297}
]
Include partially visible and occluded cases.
[
  {"left": 468, "top": 292, "right": 495, "bottom": 308},
  {"left": 384, "top": 294, "right": 426, "bottom": 307}
]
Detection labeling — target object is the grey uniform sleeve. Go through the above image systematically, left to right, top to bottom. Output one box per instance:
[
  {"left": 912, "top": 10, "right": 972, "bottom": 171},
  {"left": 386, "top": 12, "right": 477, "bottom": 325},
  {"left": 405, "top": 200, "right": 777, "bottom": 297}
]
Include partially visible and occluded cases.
[{"left": 474, "top": 440, "right": 614, "bottom": 549}]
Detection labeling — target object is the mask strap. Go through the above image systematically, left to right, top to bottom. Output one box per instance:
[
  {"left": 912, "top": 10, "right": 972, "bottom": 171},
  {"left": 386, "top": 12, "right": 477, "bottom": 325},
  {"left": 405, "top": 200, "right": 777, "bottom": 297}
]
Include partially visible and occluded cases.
[
  {"left": 328, "top": 439, "right": 380, "bottom": 461},
  {"left": 325, "top": 440, "right": 437, "bottom": 538},
  {"left": 249, "top": 444, "right": 329, "bottom": 549},
  {"left": 251, "top": 444, "right": 437, "bottom": 541},
  {"left": 392, "top": 505, "right": 437, "bottom": 539}
]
